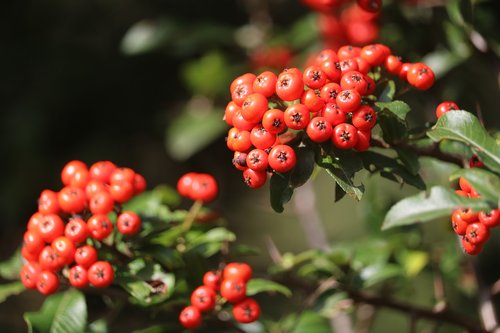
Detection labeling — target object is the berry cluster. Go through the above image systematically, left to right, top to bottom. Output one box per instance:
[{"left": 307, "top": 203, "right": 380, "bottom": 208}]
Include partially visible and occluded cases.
[
  {"left": 303, "top": 0, "right": 381, "bottom": 49},
  {"left": 224, "top": 44, "right": 435, "bottom": 189},
  {"left": 20, "top": 160, "right": 145, "bottom": 295},
  {"left": 176, "top": 172, "right": 218, "bottom": 203},
  {"left": 452, "top": 177, "right": 499, "bottom": 255},
  {"left": 179, "top": 262, "right": 261, "bottom": 329}
]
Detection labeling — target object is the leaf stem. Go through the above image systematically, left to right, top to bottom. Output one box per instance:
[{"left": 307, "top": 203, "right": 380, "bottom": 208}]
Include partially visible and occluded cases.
[{"left": 182, "top": 200, "right": 203, "bottom": 231}]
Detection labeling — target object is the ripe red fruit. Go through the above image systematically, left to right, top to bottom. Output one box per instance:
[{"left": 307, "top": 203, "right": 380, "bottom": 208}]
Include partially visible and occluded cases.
[
  {"left": 360, "top": 44, "right": 388, "bottom": 66},
  {"left": 337, "top": 45, "right": 361, "bottom": 61},
  {"left": 384, "top": 55, "right": 403, "bottom": 75},
  {"left": 339, "top": 59, "right": 359, "bottom": 73},
  {"left": 407, "top": 63, "right": 435, "bottom": 90},
  {"left": 303, "top": 65, "right": 327, "bottom": 89},
  {"left": 276, "top": 69, "right": 304, "bottom": 101},
  {"left": 253, "top": 71, "right": 278, "bottom": 97},
  {"left": 340, "top": 71, "right": 368, "bottom": 95},
  {"left": 320, "top": 82, "right": 342, "bottom": 104},
  {"left": 301, "top": 89, "right": 325, "bottom": 113},
  {"left": 336, "top": 89, "right": 361, "bottom": 113},
  {"left": 241, "top": 93, "right": 269, "bottom": 123},
  {"left": 224, "top": 101, "right": 240, "bottom": 126},
  {"left": 436, "top": 101, "right": 459, "bottom": 119},
  {"left": 322, "top": 103, "right": 347, "bottom": 126},
  {"left": 284, "top": 104, "right": 311, "bottom": 130},
  {"left": 351, "top": 105, "right": 377, "bottom": 130},
  {"left": 262, "top": 109, "right": 286, "bottom": 134},
  {"left": 307, "top": 117, "right": 333, "bottom": 142},
  {"left": 332, "top": 123, "right": 359, "bottom": 149},
  {"left": 250, "top": 125, "right": 277, "bottom": 150},
  {"left": 227, "top": 128, "right": 252, "bottom": 152},
  {"left": 354, "top": 130, "right": 371, "bottom": 151},
  {"left": 268, "top": 145, "right": 297, "bottom": 173},
  {"left": 246, "top": 149, "right": 269, "bottom": 172},
  {"left": 232, "top": 151, "right": 248, "bottom": 171},
  {"left": 61, "top": 160, "right": 87, "bottom": 186},
  {"left": 89, "top": 160, "right": 117, "bottom": 183},
  {"left": 110, "top": 167, "right": 136, "bottom": 185},
  {"left": 69, "top": 168, "right": 90, "bottom": 188},
  {"left": 243, "top": 168, "right": 268, "bottom": 189},
  {"left": 177, "top": 172, "right": 197, "bottom": 198},
  {"left": 133, "top": 173, "right": 147, "bottom": 194},
  {"left": 190, "top": 173, "right": 218, "bottom": 203},
  {"left": 458, "top": 177, "right": 472, "bottom": 193},
  {"left": 85, "top": 180, "right": 108, "bottom": 198},
  {"left": 109, "top": 181, "right": 134, "bottom": 203},
  {"left": 58, "top": 186, "right": 87, "bottom": 213},
  {"left": 38, "top": 190, "right": 60, "bottom": 215},
  {"left": 89, "top": 191, "right": 115, "bottom": 215},
  {"left": 458, "top": 208, "right": 478, "bottom": 223},
  {"left": 451, "top": 209, "right": 469, "bottom": 236},
  {"left": 478, "top": 209, "right": 500, "bottom": 228},
  {"left": 117, "top": 211, "right": 142, "bottom": 236},
  {"left": 27, "top": 212, "right": 44, "bottom": 232},
  {"left": 37, "top": 214, "right": 65, "bottom": 243},
  {"left": 87, "top": 214, "right": 113, "bottom": 240},
  {"left": 65, "top": 217, "right": 89, "bottom": 244},
  {"left": 465, "top": 222, "right": 490, "bottom": 244},
  {"left": 23, "top": 230, "right": 44, "bottom": 254},
  {"left": 51, "top": 236, "right": 76, "bottom": 265},
  {"left": 461, "top": 236, "right": 483, "bottom": 255},
  {"left": 39, "top": 245, "right": 63, "bottom": 271},
  {"left": 74, "top": 245, "right": 98, "bottom": 268},
  {"left": 88, "top": 261, "right": 114, "bottom": 288},
  {"left": 20, "top": 262, "right": 41, "bottom": 289},
  {"left": 223, "top": 262, "right": 253, "bottom": 283},
  {"left": 68, "top": 265, "right": 89, "bottom": 288},
  {"left": 36, "top": 270, "right": 60, "bottom": 295},
  {"left": 203, "top": 271, "right": 221, "bottom": 291},
  {"left": 220, "top": 279, "right": 247, "bottom": 303},
  {"left": 191, "top": 285, "right": 217, "bottom": 312},
  {"left": 233, "top": 298, "right": 261, "bottom": 324},
  {"left": 179, "top": 305, "right": 202, "bottom": 329}
]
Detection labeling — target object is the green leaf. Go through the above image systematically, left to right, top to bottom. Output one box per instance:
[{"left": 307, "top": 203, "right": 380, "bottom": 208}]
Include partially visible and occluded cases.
[
  {"left": 378, "top": 80, "right": 396, "bottom": 102},
  {"left": 375, "top": 100, "right": 411, "bottom": 121},
  {"left": 165, "top": 104, "right": 227, "bottom": 161},
  {"left": 377, "top": 109, "right": 408, "bottom": 144},
  {"left": 427, "top": 111, "right": 500, "bottom": 173},
  {"left": 438, "top": 140, "right": 473, "bottom": 160},
  {"left": 289, "top": 147, "right": 315, "bottom": 188},
  {"left": 396, "top": 148, "right": 420, "bottom": 176},
  {"left": 360, "top": 151, "right": 425, "bottom": 190},
  {"left": 318, "top": 154, "right": 364, "bottom": 201},
  {"left": 450, "top": 168, "right": 500, "bottom": 204},
  {"left": 270, "top": 172, "right": 294, "bottom": 213},
  {"left": 382, "top": 186, "right": 492, "bottom": 230},
  {"left": 0, "top": 249, "right": 23, "bottom": 280},
  {"left": 398, "top": 251, "right": 429, "bottom": 278},
  {"left": 360, "top": 263, "right": 403, "bottom": 287},
  {"left": 246, "top": 278, "right": 292, "bottom": 298},
  {"left": 0, "top": 281, "right": 25, "bottom": 303},
  {"left": 25, "top": 289, "right": 87, "bottom": 333},
  {"left": 292, "top": 311, "right": 331, "bottom": 333},
  {"left": 86, "top": 320, "right": 108, "bottom": 333}
]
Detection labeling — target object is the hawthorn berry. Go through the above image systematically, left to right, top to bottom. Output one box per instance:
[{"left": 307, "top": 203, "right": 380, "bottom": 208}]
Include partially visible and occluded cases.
[
  {"left": 407, "top": 63, "right": 435, "bottom": 90},
  {"left": 276, "top": 68, "right": 304, "bottom": 101},
  {"left": 253, "top": 71, "right": 278, "bottom": 98},
  {"left": 336, "top": 89, "right": 361, "bottom": 112},
  {"left": 436, "top": 101, "right": 459, "bottom": 119},
  {"left": 284, "top": 104, "right": 310, "bottom": 130},
  {"left": 351, "top": 105, "right": 377, "bottom": 131},
  {"left": 262, "top": 109, "right": 286, "bottom": 134},
  {"left": 307, "top": 117, "right": 333, "bottom": 142},
  {"left": 332, "top": 123, "right": 359, "bottom": 149},
  {"left": 268, "top": 145, "right": 297, "bottom": 173},
  {"left": 246, "top": 149, "right": 269, "bottom": 172},
  {"left": 61, "top": 160, "right": 87, "bottom": 186},
  {"left": 89, "top": 160, "right": 117, "bottom": 183},
  {"left": 243, "top": 168, "right": 268, "bottom": 189},
  {"left": 190, "top": 173, "right": 218, "bottom": 203},
  {"left": 58, "top": 186, "right": 87, "bottom": 213},
  {"left": 38, "top": 190, "right": 60, "bottom": 215},
  {"left": 478, "top": 209, "right": 500, "bottom": 228},
  {"left": 117, "top": 211, "right": 142, "bottom": 236},
  {"left": 87, "top": 214, "right": 113, "bottom": 240},
  {"left": 65, "top": 217, "right": 89, "bottom": 244},
  {"left": 465, "top": 222, "right": 490, "bottom": 245},
  {"left": 74, "top": 245, "right": 98, "bottom": 268},
  {"left": 88, "top": 261, "right": 114, "bottom": 288},
  {"left": 20, "top": 262, "right": 41, "bottom": 289},
  {"left": 223, "top": 262, "right": 253, "bottom": 283},
  {"left": 68, "top": 265, "right": 89, "bottom": 288},
  {"left": 36, "top": 270, "right": 59, "bottom": 295},
  {"left": 203, "top": 271, "right": 221, "bottom": 291},
  {"left": 220, "top": 279, "right": 247, "bottom": 303},
  {"left": 190, "top": 286, "right": 217, "bottom": 312},
  {"left": 232, "top": 298, "right": 261, "bottom": 324},
  {"left": 179, "top": 305, "right": 202, "bottom": 329}
]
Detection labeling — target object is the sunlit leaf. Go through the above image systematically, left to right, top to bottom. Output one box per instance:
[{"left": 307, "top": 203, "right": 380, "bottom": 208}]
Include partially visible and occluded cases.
[
  {"left": 427, "top": 111, "right": 500, "bottom": 173},
  {"left": 382, "top": 186, "right": 492, "bottom": 230},
  {"left": 246, "top": 278, "right": 292, "bottom": 298},
  {"left": 25, "top": 289, "right": 87, "bottom": 333}
]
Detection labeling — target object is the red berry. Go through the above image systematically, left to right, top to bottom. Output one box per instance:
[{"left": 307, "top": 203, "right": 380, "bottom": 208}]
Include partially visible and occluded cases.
[
  {"left": 360, "top": 44, "right": 388, "bottom": 66},
  {"left": 337, "top": 45, "right": 361, "bottom": 61},
  {"left": 384, "top": 55, "right": 403, "bottom": 75},
  {"left": 407, "top": 63, "right": 435, "bottom": 90},
  {"left": 303, "top": 65, "right": 327, "bottom": 89},
  {"left": 276, "top": 69, "right": 304, "bottom": 101},
  {"left": 253, "top": 71, "right": 278, "bottom": 97},
  {"left": 340, "top": 71, "right": 368, "bottom": 95},
  {"left": 320, "top": 82, "right": 342, "bottom": 104},
  {"left": 301, "top": 89, "right": 325, "bottom": 113},
  {"left": 336, "top": 89, "right": 361, "bottom": 113},
  {"left": 241, "top": 93, "right": 269, "bottom": 123},
  {"left": 436, "top": 101, "right": 459, "bottom": 119},
  {"left": 322, "top": 103, "right": 347, "bottom": 126},
  {"left": 284, "top": 104, "right": 310, "bottom": 130},
  {"left": 351, "top": 105, "right": 377, "bottom": 130},
  {"left": 262, "top": 109, "right": 286, "bottom": 135},
  {"left": 307, "top": 117, "right": 333, "bottom": 143},
  {"left": 332, "top": 123, "right": 359, "bottom": 149},
  {"left": 250, "top": 125, "right": 277, "bottom": 150},
  {"left": 354, "top": 130, "right": 371, "bottom": 151},
  {"left": 268, "top": 145, "right": 297, "bottom": 173},
  {"left": 246, "top": 149, "right": 269, "bottom": 172},
  {"left": 232, "top": 151, "right": 248, "bottom": 171},
  {"left": 61, "top": 160, "right": 87, "bottom": 186},
  {"left": 89, "top": 160, "right": 117, "bottom": 184},
  {"left": 110, "top": 167, "right": 136, "bottom": 185},
  {"left": 243, "top": 168, "right": 268, "bottom": 189},
  {"left": 177, "top": 172, "right": 197, "bottom": 198},
  {"left": 133, "top": 173, "right": 147, "bottom": 194},
  {"left": 190, "top": 173, "right": 218, "bottom": 203},
  {"left": 458, "top": 177, "right": 472, "bottom": 193},
  {"left": 85, "top": 180, "right": 108, "bottom": 198},
  {"left": 109, "top": 181, "right": 135, "bottom": 203},
  {"left": 58, "top": 186, "right": 87, "bottom": 213},
  {"left": 38, "top": 190, "right": 60, "bottom": 215},
  {"left": 89, "top": 191, "right": 115, "bottom": 215},
  {"left": 458, "top": 208, "right": 478, "bottom": 223},
  {"left": 451, "top": 209, "right": 469, "bottom": 236},
  {"left": 478, "top": 209, "right": 500, "bottom": 228},
  {"left": 117, "top": 211, "right": 142, "bottom": 236},
  {"left": 37, "top": 214, "right": 65, "bottom": 243},
  {"left": 87, "top": 214, "right": 113, "bottom": 240},
  {"left": 65, "top": 217, "right": 89, "bottom": 244},
  {"left": 465, "top": 222, "right": 490, "bottom": 244},
  {"left": 23, "top": 229, "right": 45, "bottom": 254},
  {"left": 51, "top": 236, "right": 76, "bottom": 266},
  {"left": 461, "top": 236, "right": 483, "bottom": 255},
  {"left": 39, "top": 245, "right": 63, "bottom": 271},
  {"left": 74, "top": 245, "right": 98, "bottom": 269},
  {"left": 88, "top": 261, "right": 114, "bottom": 288},
  {"left": 20, "top": 262, "right": 41, "bottom": 289},
  {"left": 223, "top": 262, "right": 253, "bottom": 283},
  {"left": 68, "top": 265, "right": 89, "bottom": 288},
  {"left": 36, "top": 270, "right": 59, "bottom": 295},
  {"left": 203, "top": 271, "right": 221, "bottom": 291},
  {"left": 220, "top": 279, "right": 247, "bottom": 303},
  {"left": 191, "top": 285, "right": 217, "bottom": 312},
  {"left": 232, "top": 298, "right": 261, "bottom": 324},
  {"left": 179, "top": 305, "right": 202, "bottom": 329}
]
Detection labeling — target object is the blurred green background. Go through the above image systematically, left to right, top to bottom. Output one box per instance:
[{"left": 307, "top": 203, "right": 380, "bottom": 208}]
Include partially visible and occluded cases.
[{"left": 0, "top": 0, "right": 499, "bottom": 331}]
